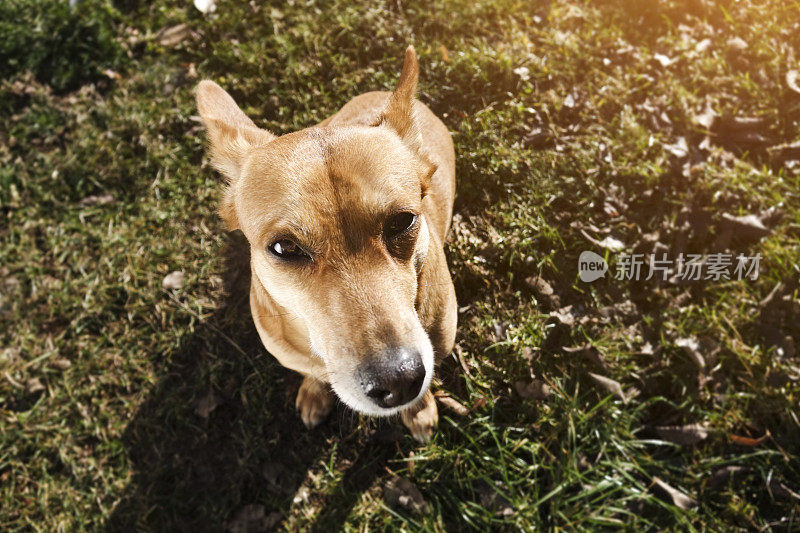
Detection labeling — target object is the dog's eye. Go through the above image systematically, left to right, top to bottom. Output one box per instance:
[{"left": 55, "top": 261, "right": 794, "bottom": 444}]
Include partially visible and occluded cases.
[
  {"left": 385, "top": 212, "right": 417, "bottom": 238},
  {"left": 268, "top": 239, "right": 310, "bottom": 261}
]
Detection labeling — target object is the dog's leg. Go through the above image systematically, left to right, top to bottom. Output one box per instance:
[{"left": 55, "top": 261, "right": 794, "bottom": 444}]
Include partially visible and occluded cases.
[
  {"left": 295, "top": 376, "right": 335, "bottom": 429},
  {"left": 400, "top": 390, "right": 438, "bottom": 442}
]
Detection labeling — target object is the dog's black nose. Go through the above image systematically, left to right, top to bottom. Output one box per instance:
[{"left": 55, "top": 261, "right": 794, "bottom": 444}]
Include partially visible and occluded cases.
[{"left": 358, "top": 348, "right": 425, "bottom": 409}]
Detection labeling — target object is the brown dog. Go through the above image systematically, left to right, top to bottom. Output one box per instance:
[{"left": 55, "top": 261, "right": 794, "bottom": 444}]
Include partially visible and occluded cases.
[{"left": 195, "top": 46, "right": 456, "bottom": 441}]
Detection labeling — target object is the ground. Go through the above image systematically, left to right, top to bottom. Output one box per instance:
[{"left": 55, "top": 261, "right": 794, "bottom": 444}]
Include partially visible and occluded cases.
[{"left": 1, "top": 0, "right": 799, "bottom": 530}]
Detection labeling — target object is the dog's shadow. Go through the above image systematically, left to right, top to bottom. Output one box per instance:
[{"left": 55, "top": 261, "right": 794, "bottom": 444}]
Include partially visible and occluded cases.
[{"left": 107, "top": 233, "right": 405, "bottom": 531}]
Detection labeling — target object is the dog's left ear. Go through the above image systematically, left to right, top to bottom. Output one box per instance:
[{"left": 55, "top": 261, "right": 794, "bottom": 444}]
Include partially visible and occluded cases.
[
  {"left": 382, "top": 46, "right": 436, "bottom": 192},
  {"left": 196, "top": 80, "right": 275, "bottom": 182},
  {"left": 196, "top": 80, "right": 276, "bottom": 231}
]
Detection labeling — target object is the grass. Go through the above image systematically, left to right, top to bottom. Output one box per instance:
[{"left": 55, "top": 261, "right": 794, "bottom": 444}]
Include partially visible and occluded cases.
[{"left": 1, "top": 0, "right": 799, "bottom": 529}]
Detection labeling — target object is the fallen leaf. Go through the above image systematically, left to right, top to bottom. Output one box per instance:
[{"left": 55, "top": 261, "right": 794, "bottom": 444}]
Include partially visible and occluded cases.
[
  {"left": 156, "top": 23, "right": 193, "bottom": 47},
  {"left": 726, "top": 37, "right": 748, "bottom": 51},
  {"left": 439, "top": 44, "right": 450, "bottom": 63},
  {"left": 102, "top": 69, "right": 120, "bottom": 80},
  {"left": 787, "top": 70, "right": 800, "bottom": 95},
  {"left": 693, "top": 106, "right": 717, "bottom": 130},
  {"left": 523, "top": 127, "right": 553, "bottom": 149},
  {"left": 664, "top": 137, "right": 689, "bottom": 160},
  {"left": 768, "top": 141, "right": 800, "bottom": 164},
  {"left": 79, "top": 193, "right": 115, "bottom": 206},
  {"left": 719, "top": 213, "right": 772, "bottom": 242},
  {"left": 162, "top": 271, "right": 184, "bottom": 290},
  {"left": 525, "top": 276, "right": 554, "bottom": 296},
  {"left": 759, "top": 281, "right": 787, "bottom": 309},
  {"left": 549, "top": 307, "right": 575, "bottom": 328},
  {"left": 493, "top": 321, "right": 510, "bottom": 340},
  {"left": 675, "top": 337, "right": 705, "bottom": 369},
  {"left": 563, "top": 344, "right": 608, "bottom": 371},
  {"left": 521, "top": 346, "right": 537, "bottom": 363},
  {"left": 51, "top": 358, "right": 71, "bottom": 370},
  {"left": 587, "top": 372, "right": 626, "bottom": 403},
  {"left": 26, "top": 377, "right": 45, "bottom": 394},
  {"left": 513, "top": 379, "right": 551, "bottom": 400},
  {"left": 194, "top": 390, "right": 221, "bottom": 418},
  {"left": 435, "top": 393, "right": 469, "bottom": 416},
  {"left": 654, "top": 423, "right": 709, "bottom": 446},
  {"left": 730, "top": 431, "right": 769, "bottom": 447},
  {"left": 261, "top": 461, "right": 292, "bottom": 495},
  {"left": 710, "top": 466, "right": 748, "bottom": 487},
  {"left": 384, "top": 477, "right": 430, "bottom": 515},
  {"left": 652, "top": 477, "right": 696, "bottom": 509},
  {"left": 769, "top": 479, "right": 800, "bottom": 502},
  {"left": 475, "top": 481, "right": 515, "bottom": 517},
  {"left": 226, "top": 504, "right": 281, "bottom": 533}
]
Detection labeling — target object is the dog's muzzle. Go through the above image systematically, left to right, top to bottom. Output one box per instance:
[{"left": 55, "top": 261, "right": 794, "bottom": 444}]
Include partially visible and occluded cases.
[{"left": 356, "top": 347, "right": 426, "bottom": 409}]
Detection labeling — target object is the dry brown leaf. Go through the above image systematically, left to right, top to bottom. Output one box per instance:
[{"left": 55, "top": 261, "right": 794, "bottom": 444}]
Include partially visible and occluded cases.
[
  {"left": 156, "top": 23, "right": 193, "bottom": 47},
  {"left": 726, "top": 37, "right": 748, "bottom": 51},
  {"left": 439, "top": 44, "right": 450, "bottom": 63},
  {"left": 786, "top": 70, "right": 800, "bottom": 95},
  {"left": 693, "top": 106, "right": 717, "bottom": 130},
  {"left": 664, "top": 137, "right": 689, "bottom": 160},
  {"left": 768, "top": 141, "right": 800, "bottom": 164},
  {"left": 79, "top": 193, "right": 115, "bottom": 206},
  {"left": 720, "top": 213, "right": 772, "bottom": 242},
  {"left": 162, "top": 271, "right": 184, "bottom": 290},
  {"left": 525, "top": 276, "right": 554, "bottom": 296},
  {"left": 549, "top": 307, "right": 575, "bottom": 328},
  {"left": 675, "top": 337, "right": 705, "bottom": 369},
  {"left": 563, "top": 344, "right": 608, "bottom": 371},
  {"left": 521, "top": 346, "right": 537, "bottom": 363},
  {"left": 51, "top": 358, "right": 71, "bottom": 370},
  {"left": 587, "top": 372, "right": 626, "bottom": 403},
  {"left": 26, "top": 377, "right": 45, "bottom": 394},
  {"left": 514, "top": 379, "right": 551, "bottom": 401},
  {"left": 194, "top": 390, "right": 221, "bottom": 418},
  {"left": 435, "top": 393, "right": 469, "bottom": 416},
  {"left": 654, "top": 423, "right": 709, "bottom": 446},
  {"left": 730, "top": 431, "right": 769, "bottom": 447},
  {"left": 261, "top": 461, "right": 292, "bottom": 495},
  {"left": 710, "top": 466, "right": 748, "bottom": 487},
  {"left": 384, "top": 477, "right": 430, "bottom": 515},
  {"left": 652, "top": 477, "right": 696, "bottom": 509},
  {"left": 769, "top": 479, "right": 800, "bottom": 501},
  {"left": 475, "top": 481, "right": 515, "bottom": 517},
  {"left": 226, "top": 504, "right": 281, "bottom": 533}
]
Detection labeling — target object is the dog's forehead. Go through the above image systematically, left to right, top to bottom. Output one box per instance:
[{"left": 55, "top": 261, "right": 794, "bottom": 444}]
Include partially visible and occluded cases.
[{"left": 238, "top": 126, "right": 422, "bottom": 242}]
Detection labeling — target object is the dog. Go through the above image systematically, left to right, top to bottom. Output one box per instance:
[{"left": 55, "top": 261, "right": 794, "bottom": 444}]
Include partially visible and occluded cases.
[{"left": 195, "top": 46, "right": 457, "bottom": 441}]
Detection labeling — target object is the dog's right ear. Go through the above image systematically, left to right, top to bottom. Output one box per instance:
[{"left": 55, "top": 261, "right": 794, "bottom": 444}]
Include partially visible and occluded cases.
[
  {"left": 196, "top": 80, "right": 275, "bottom": 230},
  {"left": 196, "top": 80, "right": 275, "bottom": 181}
]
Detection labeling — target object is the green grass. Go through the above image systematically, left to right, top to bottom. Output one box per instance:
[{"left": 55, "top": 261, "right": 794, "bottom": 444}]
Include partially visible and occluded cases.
[{"left": 2, "top": 0, "right": 799, "bottom": 530}]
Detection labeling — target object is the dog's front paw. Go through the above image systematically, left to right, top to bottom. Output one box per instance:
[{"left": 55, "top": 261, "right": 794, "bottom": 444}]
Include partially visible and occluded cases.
[
  {"left": 295, "top": 377, "right": 334, "bottom": 429},
  {"left": 401, "top": 391, "right": 438, "bottom": 443}
]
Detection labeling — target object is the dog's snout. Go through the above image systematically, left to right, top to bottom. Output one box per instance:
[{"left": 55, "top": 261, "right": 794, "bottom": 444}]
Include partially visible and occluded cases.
[{"left": 358, "top": 348, "right": 425, "bottom": 409}]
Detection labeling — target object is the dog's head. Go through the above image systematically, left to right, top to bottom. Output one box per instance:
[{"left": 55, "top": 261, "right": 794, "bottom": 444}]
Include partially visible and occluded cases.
[{"left": 196, "top": 47, "right": 437, "bottom": 416}]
